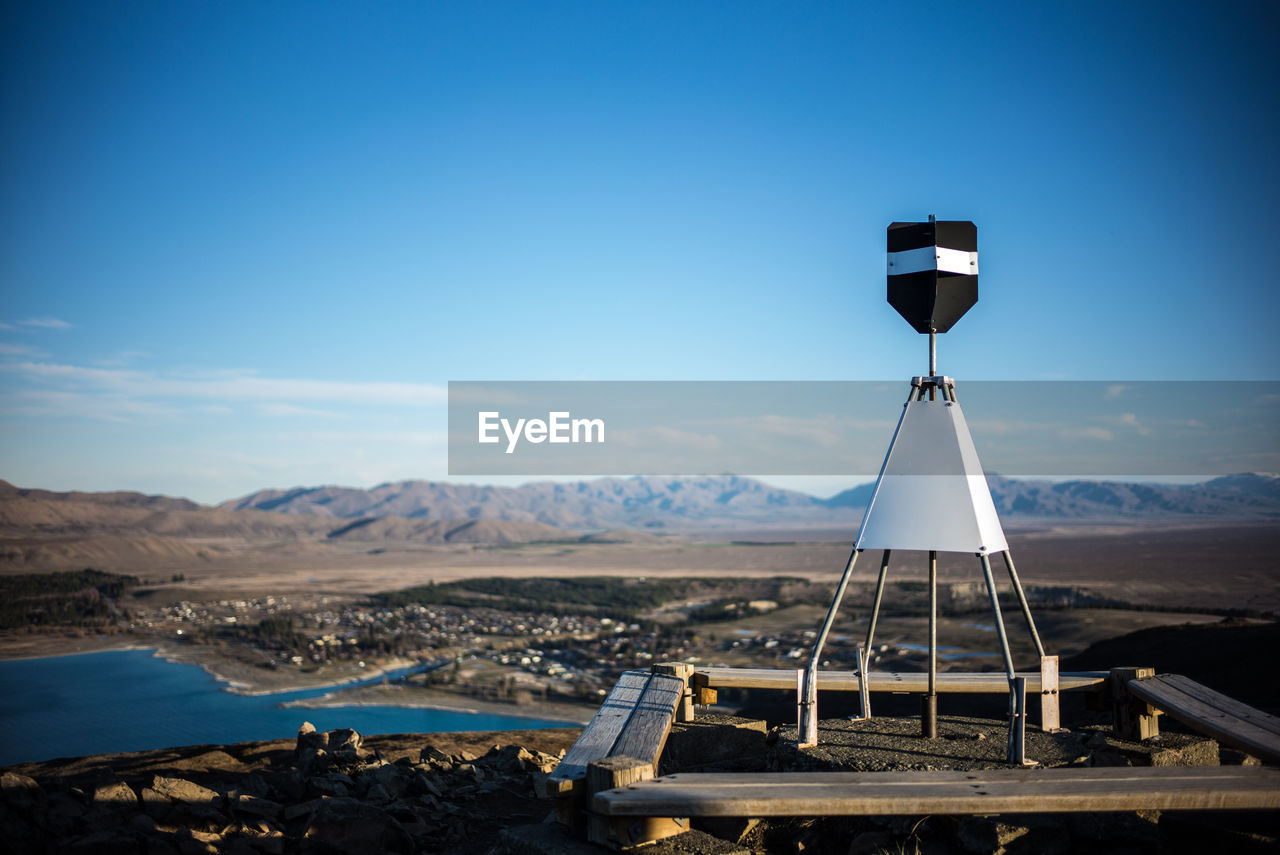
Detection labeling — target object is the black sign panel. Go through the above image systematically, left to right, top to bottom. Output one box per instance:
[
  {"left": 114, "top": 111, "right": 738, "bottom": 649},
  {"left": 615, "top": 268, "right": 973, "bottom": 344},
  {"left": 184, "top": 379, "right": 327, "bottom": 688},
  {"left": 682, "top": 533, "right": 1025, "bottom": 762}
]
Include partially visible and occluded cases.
[{"left": 886, "top": 220, "right": 978, "bottom": 334}]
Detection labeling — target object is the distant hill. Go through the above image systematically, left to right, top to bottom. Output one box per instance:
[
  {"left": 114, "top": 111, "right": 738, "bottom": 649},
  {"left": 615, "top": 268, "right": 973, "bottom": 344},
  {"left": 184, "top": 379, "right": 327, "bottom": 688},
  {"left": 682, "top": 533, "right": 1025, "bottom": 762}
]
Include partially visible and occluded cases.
[
  {"left": 822, "top": 473, "right": 1280, "bottom": 519},
  {"left": 220, "top": 475, "right": 833, "bottom": 528},
  {"left": 0, "top": 479, "right": 200, "bottom": 512},
  {"left": 0, "top": 483, "right": 576, "bottom": 570}
]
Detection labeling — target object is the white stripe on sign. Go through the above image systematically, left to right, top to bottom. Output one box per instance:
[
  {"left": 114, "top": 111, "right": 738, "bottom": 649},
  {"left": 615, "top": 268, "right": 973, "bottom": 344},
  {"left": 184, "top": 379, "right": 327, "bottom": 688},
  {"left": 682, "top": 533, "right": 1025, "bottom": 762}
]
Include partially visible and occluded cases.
[{"left": 887, "top": 246, "right": 978, "bottom": 277}]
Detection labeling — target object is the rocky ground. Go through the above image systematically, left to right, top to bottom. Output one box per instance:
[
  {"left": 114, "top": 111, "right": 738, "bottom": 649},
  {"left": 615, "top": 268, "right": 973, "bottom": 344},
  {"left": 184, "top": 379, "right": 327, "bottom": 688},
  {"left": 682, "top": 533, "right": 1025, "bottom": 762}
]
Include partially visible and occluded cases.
[
  {"left": 3, "top": 713, "right": 1276, "bottom": 855},
  {"left": 0, "top": 725, "right": 581, "bottom": 855}
]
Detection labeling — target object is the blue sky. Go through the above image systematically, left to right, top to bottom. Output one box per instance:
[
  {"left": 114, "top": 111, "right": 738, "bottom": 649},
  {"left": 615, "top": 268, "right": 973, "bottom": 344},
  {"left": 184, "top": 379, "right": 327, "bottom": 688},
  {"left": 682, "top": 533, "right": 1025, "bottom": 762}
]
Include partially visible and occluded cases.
[{"left": 2, "top": 1, "right": 1278, "bottom": 503}]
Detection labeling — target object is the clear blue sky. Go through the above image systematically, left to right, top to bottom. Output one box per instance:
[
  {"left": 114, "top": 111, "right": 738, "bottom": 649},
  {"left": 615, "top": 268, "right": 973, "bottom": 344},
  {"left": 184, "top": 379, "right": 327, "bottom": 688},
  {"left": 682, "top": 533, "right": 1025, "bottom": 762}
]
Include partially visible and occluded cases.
[{"left": 2, "top": 1, "right": 1277, "bottom": 503}]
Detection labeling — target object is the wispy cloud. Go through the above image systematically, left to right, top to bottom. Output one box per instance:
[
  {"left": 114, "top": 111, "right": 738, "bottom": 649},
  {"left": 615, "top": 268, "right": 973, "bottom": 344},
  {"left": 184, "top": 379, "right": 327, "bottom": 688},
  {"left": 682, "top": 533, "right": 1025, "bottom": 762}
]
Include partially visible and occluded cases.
[
  {"left": 16, "top": 317, "right": 72, "bottom": 330},
  {"left": 0, "top": 342, "right": 45, "bottom": 357},
  {"left": 0, "top": 360, "right": 446, "bottom": 422},
  {"left": 1104, "top": 384, "right": 1128, "bottom": 399},
  {"left": 255, "top": 402, "right": 346, "bottom": 419},
  {"left": 1114, "top": 412, "right": 1153, "bottom": 435},
  {"left": 1060, "top": 426, "right": 1115, "bottom": 441}
]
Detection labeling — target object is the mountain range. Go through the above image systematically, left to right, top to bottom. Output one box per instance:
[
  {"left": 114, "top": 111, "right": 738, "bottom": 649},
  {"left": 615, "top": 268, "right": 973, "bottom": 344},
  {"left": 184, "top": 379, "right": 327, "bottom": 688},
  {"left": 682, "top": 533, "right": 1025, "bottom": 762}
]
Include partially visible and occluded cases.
[
  {"left": 221, "top": 473, "right": 1280, "bottom": 528},
  {"left": 3, "top": 474, "right": 1277, "bottom": 571}
]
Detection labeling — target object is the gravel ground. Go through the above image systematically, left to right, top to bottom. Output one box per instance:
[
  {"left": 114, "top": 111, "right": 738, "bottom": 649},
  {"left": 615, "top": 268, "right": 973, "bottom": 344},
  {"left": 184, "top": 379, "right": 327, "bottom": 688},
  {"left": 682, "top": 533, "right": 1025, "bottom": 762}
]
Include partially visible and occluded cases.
[{"left": 772, "top": 714, "right": 1095, "bottom": 772}]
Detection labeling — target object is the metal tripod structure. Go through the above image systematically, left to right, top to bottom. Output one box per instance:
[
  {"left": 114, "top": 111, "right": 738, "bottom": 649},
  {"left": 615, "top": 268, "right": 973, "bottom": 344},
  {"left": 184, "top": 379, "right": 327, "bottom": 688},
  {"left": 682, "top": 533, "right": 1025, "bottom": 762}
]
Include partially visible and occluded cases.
[{"left": 798, "top": 369, "right": 1048, "bottom": 763}]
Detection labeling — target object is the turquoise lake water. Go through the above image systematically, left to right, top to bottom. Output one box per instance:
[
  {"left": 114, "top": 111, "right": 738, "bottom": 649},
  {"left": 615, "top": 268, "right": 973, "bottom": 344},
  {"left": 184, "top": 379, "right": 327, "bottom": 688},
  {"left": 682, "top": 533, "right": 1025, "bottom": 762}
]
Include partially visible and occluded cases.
[{"left": 0, "top": 649, "right": 577, "bottom": 766}]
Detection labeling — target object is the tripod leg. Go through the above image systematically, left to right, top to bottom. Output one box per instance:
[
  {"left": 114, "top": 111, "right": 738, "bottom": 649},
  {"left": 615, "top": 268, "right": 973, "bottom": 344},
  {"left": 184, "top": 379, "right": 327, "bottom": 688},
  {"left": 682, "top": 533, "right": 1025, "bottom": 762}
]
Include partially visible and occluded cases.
[
  {"left": 801, "top": 546, "right": 861, "bottom": 747},
  {"left": 858, "top": 550, "right": 891, "bottom": 720},
  {"left": 923, "top": 550, "right": 938, "bottom": 738},
  {"left": 1002, "top": 550, "right": 1046, "bottom": 658},
  {"left": 979, "top": 551, "right": 1018, "bottom": 762}
]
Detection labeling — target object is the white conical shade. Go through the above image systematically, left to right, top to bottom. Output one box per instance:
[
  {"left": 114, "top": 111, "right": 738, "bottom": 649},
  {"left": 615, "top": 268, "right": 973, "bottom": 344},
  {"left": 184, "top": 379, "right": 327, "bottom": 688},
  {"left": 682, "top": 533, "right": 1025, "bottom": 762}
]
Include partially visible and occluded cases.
[{"left": 854, "top": 398, "right": 1007, "bottom": 553}]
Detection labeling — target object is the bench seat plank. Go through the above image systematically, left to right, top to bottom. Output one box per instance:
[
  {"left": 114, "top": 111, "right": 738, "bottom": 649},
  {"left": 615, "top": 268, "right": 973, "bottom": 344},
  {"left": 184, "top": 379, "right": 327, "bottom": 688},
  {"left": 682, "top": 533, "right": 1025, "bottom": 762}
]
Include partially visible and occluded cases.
[
  {"left": 547, "top": 669, "right": 650, "bottom": 795},
  {"left": 610, "top": 673, "right": 685, "bottom": 766},
  {"left": 1129, "top": 674, "right": 1280, "bottom": 764},
  {"left": 594, "top": 767, "right": 1280, "bottom": 817}
]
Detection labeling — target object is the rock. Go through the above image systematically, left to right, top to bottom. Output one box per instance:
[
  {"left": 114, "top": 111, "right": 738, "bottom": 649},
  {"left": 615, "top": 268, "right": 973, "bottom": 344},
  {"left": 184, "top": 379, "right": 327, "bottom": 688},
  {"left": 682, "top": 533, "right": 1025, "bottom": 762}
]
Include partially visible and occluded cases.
[
  {"left": 295, "top": 722, "right": 326, "bottom": 757},
  {"left": 327, "top": 728, "right": 362, "bottom": 754},
  {"left": 1086, "top": 731, "right": 1219, "bottom": 768},
  {"left": 418, "top": 745, "right": 455, "bottom": 772},
  {"left": 1220, "top": 748, "right": 1262, "bottom": 766},
  {"left": 366, "top": 763, "right": 411, "bottom": 799},
  {"left": 262, "top": 769, "right": 305, "bottom": 803},
  {"left": 0, "top": 771, "right": 46, "bottom": 815},
  {"left": 417, "top": 773, "right": 443, "bottom": 798},
  {"left": 309, "top": 776, "right": 349, "bottom": 798},
  {"left": 150, "top": 777, "right": 222, "bottom": 808},
  {"left": 92, "top": 781, "right": 139, "bottom": 809},
  {"left": 139, "top": 787, "right": 174, "bottom": 817},
  {"left": 45, "top": 790, "right": 88, "bottom": 836},
  {"left": 233, "top": 794, "right": 282, "bottom": 819},
  {"left": 302, "top": 797, "right": 412, "bottom": 854},
  {"left": 282, "top": 798, "right": 323, "bottom": 820},
  {"left": 0, "top": 801, "right": 43, "bottom": 855},
  {"left": 955, "top": 817, "right": 1030, "bottom": 854},
  {"left": 172, "top": 827, "right": 221, "bottom": 855},
  {"left": 63, "top": 829, "right": 145, "bottom": 855},
  {"left": 241, "top": 829, "right": 285, "bottom": 855},
  {"left": 243, "top": 830, "right": 286, "bottom": 854}
]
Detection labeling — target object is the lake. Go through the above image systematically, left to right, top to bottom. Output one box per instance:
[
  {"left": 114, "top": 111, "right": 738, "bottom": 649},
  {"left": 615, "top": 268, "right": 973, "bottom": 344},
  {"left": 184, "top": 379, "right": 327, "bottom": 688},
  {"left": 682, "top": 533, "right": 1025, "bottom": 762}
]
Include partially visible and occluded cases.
[{"left": 0, "top": 649, "right": 577, "bottom": 766}]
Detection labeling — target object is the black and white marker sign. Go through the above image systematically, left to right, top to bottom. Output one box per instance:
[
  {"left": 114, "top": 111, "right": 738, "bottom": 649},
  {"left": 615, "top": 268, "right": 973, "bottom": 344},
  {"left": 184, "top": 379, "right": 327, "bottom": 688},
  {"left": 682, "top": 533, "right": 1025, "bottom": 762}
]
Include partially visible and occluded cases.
[{"left": 886, "top": 220, "right": 978, "bottom": 334}]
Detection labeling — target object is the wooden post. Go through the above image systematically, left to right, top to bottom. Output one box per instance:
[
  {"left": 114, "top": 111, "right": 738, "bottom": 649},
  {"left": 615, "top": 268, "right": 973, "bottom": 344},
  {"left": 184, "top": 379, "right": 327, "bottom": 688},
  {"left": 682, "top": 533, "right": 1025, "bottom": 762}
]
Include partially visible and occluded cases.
[
  {"left": 1040, "top": 655, "right": 1061, "bottom": 732},
  {"left": 653, "top": 663, "right": 695, "bottom": 723},
  {"left": 1111, "top": 667, "right": 1159, "bottom": 740},
  {"left": 690, "top": 671, "right": 717, "bottom": 706},
  {"left": 587, "top": 756, "right": 685, "bottom": 849}
]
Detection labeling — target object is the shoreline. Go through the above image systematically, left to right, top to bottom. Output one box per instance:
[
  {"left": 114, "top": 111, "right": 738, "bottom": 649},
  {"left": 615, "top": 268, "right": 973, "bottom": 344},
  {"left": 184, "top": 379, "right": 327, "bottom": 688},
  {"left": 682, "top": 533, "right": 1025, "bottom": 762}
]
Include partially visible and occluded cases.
[
  {"left": 0, "top": 634, "right": 423, "bottom": 698},
  {"left": 149, "top": 643, "right": 422, "bottom": 697},
  {"left": 282, "top": 683, "right": 596, "bottom": 726}
]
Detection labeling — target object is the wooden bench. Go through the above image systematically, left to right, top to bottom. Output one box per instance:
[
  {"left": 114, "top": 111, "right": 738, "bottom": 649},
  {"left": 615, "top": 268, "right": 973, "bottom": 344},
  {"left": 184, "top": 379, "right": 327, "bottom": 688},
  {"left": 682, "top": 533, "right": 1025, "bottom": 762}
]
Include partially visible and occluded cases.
[
  {"left": 693, "top": 664, "right": 1106, "bottom": 732},
  {"left": 692, "top": 666, "right": 1107, "bottom": 694},
  {"left": 545, "top": 667, "right": 689, "bottom": 828},
  {"left": 1124, "top": 673, "right": 1280, "bottom": 764},
  {"left": 594, "top": 766, "right": 1280, "bottom": 821}
]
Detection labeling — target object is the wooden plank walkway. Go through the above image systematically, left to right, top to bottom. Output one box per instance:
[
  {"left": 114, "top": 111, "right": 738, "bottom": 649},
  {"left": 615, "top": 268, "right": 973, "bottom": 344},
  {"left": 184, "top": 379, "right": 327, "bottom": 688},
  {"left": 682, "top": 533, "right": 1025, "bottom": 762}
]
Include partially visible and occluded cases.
[
  {"left": 693, "top": 667, "right": 1107, "bottom": 694},
  {"left": 1128, "top": 674, "right": 1280, "bottom": 765},
  {"left": 594, "top": 766, "right": 1280, "bottom": 818}
]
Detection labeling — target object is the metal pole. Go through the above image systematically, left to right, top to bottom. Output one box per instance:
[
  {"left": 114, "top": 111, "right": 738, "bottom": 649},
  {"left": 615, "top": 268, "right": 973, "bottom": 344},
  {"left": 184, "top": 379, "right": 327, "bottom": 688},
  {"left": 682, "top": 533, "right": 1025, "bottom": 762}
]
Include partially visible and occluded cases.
[
  {"left": 800, "top": 546, "right": 861, "bottom": 746},
  {"left": 923, "top": 549, "right": 938, "bottom": 738},
  {"left": 860, "top": 550, "right": 891, "bottom": 721},
  {"left": 864, "top": 550, "right": 891, "bottom": 654},
  {"left": 1001, "top": 550, "right": 1046, "bottom": 658},
  {"left": 980, "top": 551, "right": 1019, "bottom": 763},
  {"left": 979, "top": 552, "right": 1017, "bottom": 681},
  {"left": 1012, "top": 676, "right": 1028, "bottom": 765}
]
